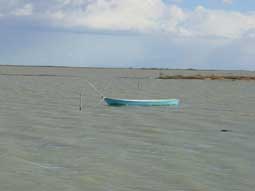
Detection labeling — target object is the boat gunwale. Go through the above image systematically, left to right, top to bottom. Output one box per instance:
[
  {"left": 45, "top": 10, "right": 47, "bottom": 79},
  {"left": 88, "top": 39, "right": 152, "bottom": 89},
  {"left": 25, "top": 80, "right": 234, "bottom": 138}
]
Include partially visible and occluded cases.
[{"left": 103, "top": 97, "right": 179, "bottom": 102}]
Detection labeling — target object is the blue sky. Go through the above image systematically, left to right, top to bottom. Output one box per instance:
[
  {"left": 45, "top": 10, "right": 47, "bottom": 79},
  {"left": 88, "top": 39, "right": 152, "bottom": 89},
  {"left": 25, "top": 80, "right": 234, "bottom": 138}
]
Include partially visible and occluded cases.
[
  {"left": 0, "top": 0, "right": 255, "bottom": 70},
  {"left": 164, "top": 0, "right": 255, "bottom": 11}
]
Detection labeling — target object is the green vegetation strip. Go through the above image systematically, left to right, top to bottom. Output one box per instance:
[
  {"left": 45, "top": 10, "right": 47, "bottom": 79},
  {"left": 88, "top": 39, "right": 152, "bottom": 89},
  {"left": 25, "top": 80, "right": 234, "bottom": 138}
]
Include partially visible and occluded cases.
[{"left": 159, "top": 74, "right": 255, "bottom": 80}]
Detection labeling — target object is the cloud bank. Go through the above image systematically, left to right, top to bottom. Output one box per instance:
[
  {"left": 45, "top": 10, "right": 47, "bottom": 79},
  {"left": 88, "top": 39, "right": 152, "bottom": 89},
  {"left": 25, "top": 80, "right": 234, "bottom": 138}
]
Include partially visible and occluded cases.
[{"left": 0, "top": 0, "right": 255, "bottom": 39}]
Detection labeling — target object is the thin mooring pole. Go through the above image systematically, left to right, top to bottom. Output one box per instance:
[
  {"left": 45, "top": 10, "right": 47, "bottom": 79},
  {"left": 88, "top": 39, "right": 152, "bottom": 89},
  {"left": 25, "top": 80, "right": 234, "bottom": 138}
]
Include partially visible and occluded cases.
[
  {"left": 137, "top": 80, "right": 142, "bottom": 89},
  {"left": 79, "top": 93, "right": 82, "bottom": 111}
]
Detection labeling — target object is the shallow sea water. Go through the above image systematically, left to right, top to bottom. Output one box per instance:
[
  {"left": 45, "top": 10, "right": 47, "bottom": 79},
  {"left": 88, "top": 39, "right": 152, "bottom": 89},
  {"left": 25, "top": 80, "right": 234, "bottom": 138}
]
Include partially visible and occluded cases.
[{"left": 0, "top": 66, "right": 255, "bottom": 191}]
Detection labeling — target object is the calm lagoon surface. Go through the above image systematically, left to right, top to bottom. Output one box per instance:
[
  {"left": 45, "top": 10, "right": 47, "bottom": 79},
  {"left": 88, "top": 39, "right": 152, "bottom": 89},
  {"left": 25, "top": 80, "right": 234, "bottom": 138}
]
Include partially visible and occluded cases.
[{"left": 0, "top": 66, "right": 255, "bottom": 191}]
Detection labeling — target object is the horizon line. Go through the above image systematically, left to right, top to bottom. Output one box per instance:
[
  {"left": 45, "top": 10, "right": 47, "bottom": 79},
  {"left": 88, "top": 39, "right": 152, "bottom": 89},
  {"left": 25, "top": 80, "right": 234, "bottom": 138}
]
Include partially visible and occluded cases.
[{"left": 0, "top": 64, "right": 254, "bottom": 72}]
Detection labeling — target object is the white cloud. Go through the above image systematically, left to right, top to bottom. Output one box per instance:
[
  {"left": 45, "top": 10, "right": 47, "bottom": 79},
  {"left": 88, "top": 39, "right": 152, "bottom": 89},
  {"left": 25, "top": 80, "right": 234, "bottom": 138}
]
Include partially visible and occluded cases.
[
  {"left": 1, "top": 0, "right": 255, "bottom": 39},
  {"left": 46, "top": 0, "right": 167, "bottom": 32},
  {"left": 12, "top": 4, "right": 33, "bottom": 16},
  {"left": 185, "top": 6, "right": 255, "bottom": 38}
]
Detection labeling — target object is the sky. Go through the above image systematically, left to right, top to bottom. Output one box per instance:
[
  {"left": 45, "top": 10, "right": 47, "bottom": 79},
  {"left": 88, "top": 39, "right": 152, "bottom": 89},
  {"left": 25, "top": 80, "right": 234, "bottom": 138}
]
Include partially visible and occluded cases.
[{"left": 0, "top": 0, "right": 255, "bottom": 70}]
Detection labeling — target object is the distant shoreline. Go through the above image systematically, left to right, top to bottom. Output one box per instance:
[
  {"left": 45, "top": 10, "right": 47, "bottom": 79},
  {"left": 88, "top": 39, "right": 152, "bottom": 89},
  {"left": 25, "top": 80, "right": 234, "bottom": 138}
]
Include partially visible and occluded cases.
[
  {"left": 0, "top": 64, "right": 253, "bottom": 72},
  {"left": 0, "top": 65, "right": 254, "bottom": 81},
  {"left": 159, "top": 74, "right": 255, "bottom": 81}
]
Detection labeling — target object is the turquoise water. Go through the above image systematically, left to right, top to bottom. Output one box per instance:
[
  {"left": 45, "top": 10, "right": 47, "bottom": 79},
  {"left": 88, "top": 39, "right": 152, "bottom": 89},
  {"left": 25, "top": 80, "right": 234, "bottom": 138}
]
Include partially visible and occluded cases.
[{"left": 0, "top": 66, "right": 255, "bottom": 191}]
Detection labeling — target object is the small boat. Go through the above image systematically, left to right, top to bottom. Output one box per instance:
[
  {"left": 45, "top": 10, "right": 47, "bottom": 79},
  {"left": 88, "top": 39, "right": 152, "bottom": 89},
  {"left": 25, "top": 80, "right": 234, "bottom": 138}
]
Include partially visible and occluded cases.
[{"left": 104, "top": 97, "right": 179, "bottom": 106}]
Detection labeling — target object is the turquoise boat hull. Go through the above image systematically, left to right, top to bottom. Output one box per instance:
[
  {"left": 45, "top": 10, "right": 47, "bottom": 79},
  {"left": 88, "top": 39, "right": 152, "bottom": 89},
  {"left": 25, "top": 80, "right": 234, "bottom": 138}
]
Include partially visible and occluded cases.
[{"left": 104, "top": 97, "right": 179, "bottom": 106}]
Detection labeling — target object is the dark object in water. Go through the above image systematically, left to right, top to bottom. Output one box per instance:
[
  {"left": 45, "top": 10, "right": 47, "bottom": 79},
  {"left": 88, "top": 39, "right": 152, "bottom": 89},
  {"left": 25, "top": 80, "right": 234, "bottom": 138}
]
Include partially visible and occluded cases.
[{"left": 221, "top": 129, "right": 232, "bottom": 132}]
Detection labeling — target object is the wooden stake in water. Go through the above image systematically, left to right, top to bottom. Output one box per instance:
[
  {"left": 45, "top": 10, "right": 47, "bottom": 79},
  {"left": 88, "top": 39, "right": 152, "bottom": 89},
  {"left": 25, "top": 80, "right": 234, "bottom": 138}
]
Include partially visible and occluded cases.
[
  {"left": 137, "top": 80, "right": 142, "bottom": 89},
  {"left": 79, "top": 93, "right": 82, "bottom": 111}
]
